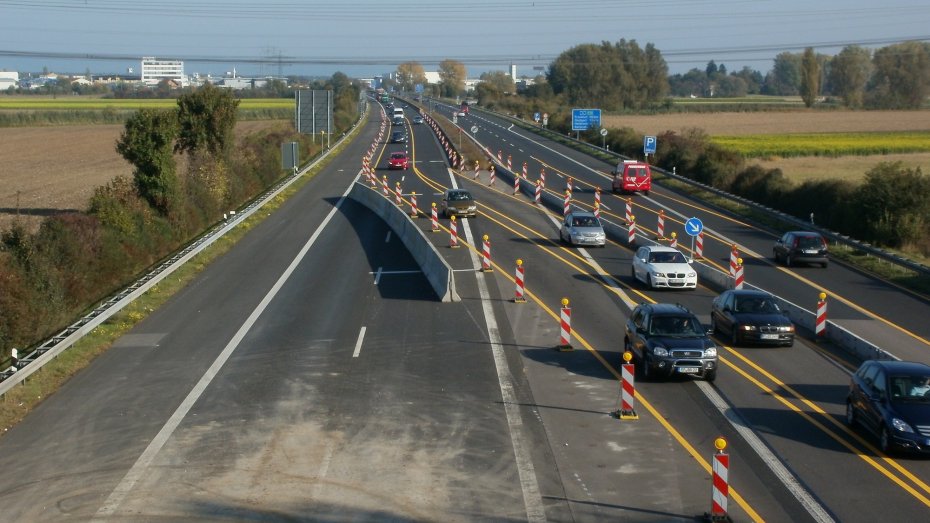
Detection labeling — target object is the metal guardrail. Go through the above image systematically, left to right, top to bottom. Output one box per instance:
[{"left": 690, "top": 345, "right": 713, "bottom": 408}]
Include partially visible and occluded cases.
[
  {"left": 482, "top": 108, "right": 930, "bottom": 279},
  {"left": 0, "top": 112, "right": 366, "bottom": 394}
]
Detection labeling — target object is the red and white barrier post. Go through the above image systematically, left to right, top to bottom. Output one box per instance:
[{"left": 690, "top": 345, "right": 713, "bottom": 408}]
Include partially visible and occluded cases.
[
  {"left": 498, "top": 149, "right": 502, "bottom": 162},
  {"left": 507, "top": 154, "right": 512, "bottom": 172},
  {"left": 473, "top": 160, "right": 480, "bottom": 180},
  {"left": 522, "top": 161, "right": 528, "bottom": 179},
  {"left": 488, "top": 164, "right": 496, "bottom": 186},
  {"left": 540, "top": 168, "right": 546, "bottom": 189},
  {"left": 513, "top": 171, "right": 521, "bottom": 195},
  {"left": 381, "top": 175, "right": 390, "bottom": 197},
  {"left": 566, "top": 177, "right": 573, "bottom": 196},
  {"left": 535, "top": 180, "right": 542, "bottom": 205},
  {"left": 394, "top": 182, "right": 403, "bottom": 206},
  {"left": 594, "top": 187, "right": 601, "bottom": 218},
  {"left": 563, "top": 189, "right": 571, "bottom": 216},
  {"left": 409, "top": 192, "right": 419, "bottom": 218},
  {"left": 625, "top": 198, "right": 633, "bottom": 223},
  {"left": 431, "top": 203, "right": 439, "bottom": 232},
  {"left": 657, "top": 210, "right": 666, "bottom": 239},
  {"left": 628, "top": 215, "right": 636, "bottom": 245},
  {"left": 449, "top": 216, "right": 459, "bottom": 248},
  {"left": 669, "top": 231, "right": 678, "bottom": 249},
  {"left": 695, "top": 231, "right": 704, "bottom": 258},
  {"left": 481, "top": 235, "right": 493, "bottom": 272},
  {"left": 729, "top": 245, "right": 739, "bottom": 278},
  {"left": 733, "top": 258, "right": 745, "bottom": 289},
  {"left": 514, "top": 259, "right": 527, "bottom": 303},
  {"left": 816, "top": 292, "right": 827, "bottom": 338},
  {"left": 557, "top": 298, "right": 573, "bottom": 351},
  {"left": 617, "top": 351, "right": 639, "bottom": 420},
  {"left": 709, "top": 438, "right": 729, "bottom": 521}
]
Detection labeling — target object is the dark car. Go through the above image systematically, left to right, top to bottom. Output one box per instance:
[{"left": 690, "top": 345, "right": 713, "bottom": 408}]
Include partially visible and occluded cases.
[
  {"left": 413, "top": 115, "right": 423, "bottom": 124},
  {"left": 391, "top": 130, "right": 407, "bottom": 144},
  {"left": 440, "top": 188, "right": 477, "bottom": 218},
  {"left": 773, "top": 231, "right": 828, "bottom": 268},
  {"left": 711, "top": 289, "right": 795, "bottom": 347},
  {"left": 624, "top": 303, "right": 718, "bottom": 381},
  {"left": 847, "top": 360, "right": 930, "bottom": 454}
]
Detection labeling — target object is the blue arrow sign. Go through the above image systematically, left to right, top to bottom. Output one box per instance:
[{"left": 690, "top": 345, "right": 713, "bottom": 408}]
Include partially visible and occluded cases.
[{"left": 685, "top": 217, "right": 704, "bottom": 237}]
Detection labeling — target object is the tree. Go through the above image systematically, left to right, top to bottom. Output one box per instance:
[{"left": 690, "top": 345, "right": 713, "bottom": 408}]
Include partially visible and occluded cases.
[
  {"left": 867, "top": 41, "right": 930, "bottom": 109},
  {"left": 827, "top": 45, "right": 871, "bottom": 107},
  {"left": 800, "top": 47, "right": 821, "bottom": 107},
  {"left": 765, "top": 52, "right": 801, "bottom": 95},
  {"left": 438, "top": 59, "right": 467, "bottom": 97},
  {"left": 396, "top": 61, "right": 426, "bottom": 91},
  {"left": 705, "top": 61, "right": 719, "bottom": 77},
  {"left": 731, "top": 66, "right": 764, "bottom": 95},
  {"left": 480, "top": 71, "right": 515, "bottom": 94},
  {"left": 175, "top": 82, "right": 240, "bottom": 157},
  {"left": 116, "top": 109, "right": 179, "bottom": 214},
  {"left": 852, "top": 162, "right": 930, "bottom": 246}
]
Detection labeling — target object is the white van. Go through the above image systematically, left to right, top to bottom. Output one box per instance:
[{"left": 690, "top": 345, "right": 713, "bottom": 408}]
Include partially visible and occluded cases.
[{"left": 393, "top": 107, "right": 404, "bottom": 120}]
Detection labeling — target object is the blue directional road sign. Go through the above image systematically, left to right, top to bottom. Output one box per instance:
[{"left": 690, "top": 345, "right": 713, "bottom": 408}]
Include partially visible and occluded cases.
[
  {"left": 415, "top": 83, "right": 424, "bottom": 93},
  {"left": 571, "top": 108, "right": 601, "bottom": 131},
  {"left": 534, "top": 112, "right": 541, "bottom": 122},
  {"left": 644, "top": 135, "right": 657, "bottom": 155},
  {"left": 685, "top": 217, "right": 704, "bottom": 237}
]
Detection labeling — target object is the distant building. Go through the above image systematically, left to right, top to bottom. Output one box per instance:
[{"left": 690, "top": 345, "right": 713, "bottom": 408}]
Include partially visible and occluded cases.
[
  {"left": 141, "top": 56, "right": 185, "bottom": 87},
  {"left": 0, "top": 70, "right": 18, "bottom": 90}
]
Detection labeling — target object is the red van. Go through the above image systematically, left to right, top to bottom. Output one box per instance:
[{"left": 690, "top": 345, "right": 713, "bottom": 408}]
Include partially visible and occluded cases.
[{"left": 611, "top": 160, "right": 652, "bottom": 195}]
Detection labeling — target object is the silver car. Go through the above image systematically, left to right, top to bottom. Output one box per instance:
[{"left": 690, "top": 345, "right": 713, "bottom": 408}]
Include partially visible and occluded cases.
[{"left": 560, "top": 211, "right": 606, "bottom": 247}]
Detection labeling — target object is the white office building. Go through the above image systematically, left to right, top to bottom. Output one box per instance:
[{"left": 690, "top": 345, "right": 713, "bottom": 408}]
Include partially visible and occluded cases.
[{"left": 140, "top": 57, "right": 185, "bottom": 86}]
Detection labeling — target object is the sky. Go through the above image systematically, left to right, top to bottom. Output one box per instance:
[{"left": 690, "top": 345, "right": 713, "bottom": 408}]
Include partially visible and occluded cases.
[{"left": 1, "top": 0, "right": 929, "bottom": 80}]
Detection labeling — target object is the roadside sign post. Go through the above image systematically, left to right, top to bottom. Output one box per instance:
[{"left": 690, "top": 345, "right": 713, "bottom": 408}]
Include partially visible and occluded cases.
[
  {"left": 600, "top": 128, "right": 608, "bottom": 149},
  {"left": 644, "top": 135, "right": 657, "bottom": 162},
  {"left": 685, "top": 217, "right": 704, "bottom": 257}
]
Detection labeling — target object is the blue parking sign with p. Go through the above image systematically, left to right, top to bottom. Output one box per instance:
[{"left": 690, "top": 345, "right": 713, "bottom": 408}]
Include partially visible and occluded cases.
[{"left": 644, "top": 135, "right": 657, "bottom": 154}]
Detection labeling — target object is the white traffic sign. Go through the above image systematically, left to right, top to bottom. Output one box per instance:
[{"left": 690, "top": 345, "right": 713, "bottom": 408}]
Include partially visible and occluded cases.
[
  {"left": 471, "top": 126, "right": 478, "bottom": 133},
  {"left": 599, "top": 128, "right": 608, "bottom": 136}
]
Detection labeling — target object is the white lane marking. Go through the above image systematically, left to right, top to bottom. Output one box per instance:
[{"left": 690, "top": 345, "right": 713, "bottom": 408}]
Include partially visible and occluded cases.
[
  {"left": 452, "top": 172, "right": 547, "bottom": 522},
  {"left": 93, "top": 177, "right": 356, "bottom": 520},
  {"left": 385, "top": 231, "right": 392, "bottom": 242},
  {"left": 374, "top": 267, "right": 383, "bottom": 285},
  {"left": 352, "top": 326, "right": 367, "bottom": 358},
  {"left": 697, "top": 381, "right": 836, "bottom": 523},
  {"left": 310, "top": 442, "right": 335, "bottom": 500}
]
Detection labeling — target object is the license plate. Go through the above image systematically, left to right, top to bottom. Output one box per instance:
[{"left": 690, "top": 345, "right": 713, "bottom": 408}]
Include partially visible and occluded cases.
[
  {"left": 803, "top": 249, "right": 818, "bottom": 254},
  {"left": 669, "top": 279, "right": 683, "bottom": 284},
  {"left": 760, "top": 334, "right": 779, "bottom": 340},
  {"left": 677, "top": 367, "right": 699, "bottom": 374}
]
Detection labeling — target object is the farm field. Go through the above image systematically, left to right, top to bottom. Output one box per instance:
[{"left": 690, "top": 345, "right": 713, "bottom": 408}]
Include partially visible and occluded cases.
[
  {"left": 0, "top": 96, "right": 293, "bottom": 110},
  {"left": 0, "top": 120, "right": 288, "bottom": 233}
]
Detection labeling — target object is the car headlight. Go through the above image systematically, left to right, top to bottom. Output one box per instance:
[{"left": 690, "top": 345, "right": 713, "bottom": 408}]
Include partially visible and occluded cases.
[
  {"left": 653, "top": 272, "right": 666, "bottom": 278},
  {"left": 688, "top": 272, "right": 696, "bottom": 278},
  {"left": 740, "top": 325, "right": 758, "bottom": 331},
  {"left": 779, "top": 325, "right": 795, "bottom": 332},
  {"left": 652, "top": 346, "right": 668, "bottom": 357},
  {"left": 704, "top": 347, "right": 717, "bottom": 357},
  {"left": 891, "top": 417, "right": 915, "bottom": 433}
]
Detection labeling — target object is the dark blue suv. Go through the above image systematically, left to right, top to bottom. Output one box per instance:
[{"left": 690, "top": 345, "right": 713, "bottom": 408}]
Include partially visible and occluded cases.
[
  {"left": 624, "top": 303, "right": 718, "bottom": 382},
  {"left": 847, "top": 359, "right": 930, "bottom": 454}
]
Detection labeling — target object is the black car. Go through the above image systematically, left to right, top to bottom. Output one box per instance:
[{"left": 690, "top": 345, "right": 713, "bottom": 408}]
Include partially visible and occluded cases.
[
  {"left": 390, "top": 130, "right": 407, "bottom": 144},
  {"left": 773, "top": 231, "right": 828, "bottom": 268},
  {"left": 711, "top": 289, "right": 795, "bottom": 347},
  {"left": 624, "top": 303, "right": 718, "bottom": 381},
  {"left": 847, "top": 359, "right": 930, "bottom": 454}
]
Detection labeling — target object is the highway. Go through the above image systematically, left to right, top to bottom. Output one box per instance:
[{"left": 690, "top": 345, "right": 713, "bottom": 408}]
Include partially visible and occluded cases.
[{"left": 0, "top": 101, "right": 928, "bottom": 521}]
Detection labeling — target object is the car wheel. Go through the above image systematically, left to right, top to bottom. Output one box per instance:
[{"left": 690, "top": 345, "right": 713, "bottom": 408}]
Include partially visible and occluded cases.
[
  {"left": 644, "top": 190, "right": 650, "bottom": 196},
  {"left": 785, "top": 254, "right": 793, "bottom": 267},
  {"left": 821, "top": 262, "right": 828, "bottom": 268},
  {"left": 631, "top": 266, "right": 637, "bottom": 282},
  {"left": 646, "top": 273, "right": 654, "bottom": 289},
  {"left": 710, "top": 316, "right": 719, "bottom": 335},
  {"left": 730, "top": 327, "right": 739, "bottom": 347},
  {"left": 641, "top": 356, "right": 651, "bottom": 380},
  {"left": 704, "top": 369, "right": 717, "bottom": 382},
  {"left": 845, "top": 402, "right": 857, "bottom": 427},
  {"left": 879, "top": 425, "right": 892, "bottom": 454}
]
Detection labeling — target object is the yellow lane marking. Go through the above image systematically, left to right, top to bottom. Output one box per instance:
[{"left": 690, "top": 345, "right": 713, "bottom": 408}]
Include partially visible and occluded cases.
[{"left": 722, "top": 353, "right": 930, "bottom": 507}]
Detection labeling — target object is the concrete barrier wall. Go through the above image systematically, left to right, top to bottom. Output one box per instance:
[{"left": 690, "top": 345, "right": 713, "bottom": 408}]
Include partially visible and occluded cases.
[{"left": 348, "top": 181, "right": 459, "bottom": 302}]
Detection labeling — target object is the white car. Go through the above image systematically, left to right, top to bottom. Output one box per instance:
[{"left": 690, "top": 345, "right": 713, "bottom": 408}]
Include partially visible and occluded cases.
[{"left": 631, "top": 245, "right": 697, "bottom": 290}]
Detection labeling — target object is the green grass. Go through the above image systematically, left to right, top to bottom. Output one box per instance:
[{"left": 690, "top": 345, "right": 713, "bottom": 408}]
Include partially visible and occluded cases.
[{"left": 712, "top": 131, "right": 930, "bottom": 158}]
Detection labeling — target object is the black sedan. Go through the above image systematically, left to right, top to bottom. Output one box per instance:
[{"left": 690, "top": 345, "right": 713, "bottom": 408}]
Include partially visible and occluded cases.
[
  {"left": 710, "top": 289, "right": 795, "bottom": 347},
  {"left": 847, "top": 359, "right": 930, "bottom": 454}
]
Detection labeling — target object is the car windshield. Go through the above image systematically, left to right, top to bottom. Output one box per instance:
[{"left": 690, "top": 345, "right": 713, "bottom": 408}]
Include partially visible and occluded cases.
[
  {"left": 391, "top": 153, "right": 405, "bottom": 159},
  {"left": 448, "top": 191, "right": 472, "bottom": 201},
  {"left": 572, "top": 216, "right": 599, "bottom": 227},
  {"left": 797, "top": 236, "right": 823, "bottom": 249},
  {"left": 648, "top": 251, "right": 687, "bottom": 264},
  {"left": 735, "top": 297, "right": 779, "bottom": 314},
  {"left": 649, "top": 316, "right": 703, "bottom": 337},
  {"left": 892, "top": 375, "right": 930, "bottom": 400}
]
